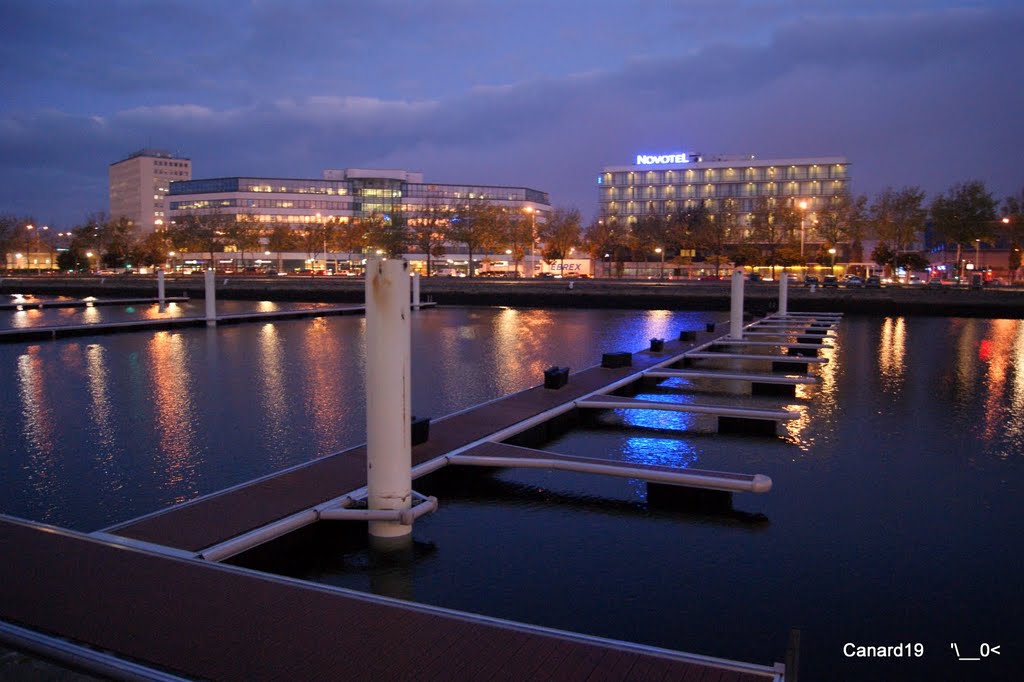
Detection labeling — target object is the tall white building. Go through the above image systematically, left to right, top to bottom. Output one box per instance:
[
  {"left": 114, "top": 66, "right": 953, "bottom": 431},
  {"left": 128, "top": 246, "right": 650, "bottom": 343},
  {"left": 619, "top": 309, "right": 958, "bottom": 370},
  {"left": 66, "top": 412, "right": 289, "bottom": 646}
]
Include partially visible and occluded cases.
[{"left": 109, "top": 149, "right": 191, "bottom": 232}]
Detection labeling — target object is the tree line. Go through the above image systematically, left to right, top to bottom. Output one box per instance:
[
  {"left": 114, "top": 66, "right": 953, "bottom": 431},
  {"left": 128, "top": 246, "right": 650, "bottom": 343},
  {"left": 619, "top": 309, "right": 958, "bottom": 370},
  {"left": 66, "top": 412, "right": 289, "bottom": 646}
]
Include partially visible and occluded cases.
[
  {"left": 2, "top": 180, "right": 1022, "bottom": 277},
  {"left": 585, "top": 181, "right": 1024, "bottom": 278},
  {"left": 0, "top": 202, "right": 584, "bottom": 277}
]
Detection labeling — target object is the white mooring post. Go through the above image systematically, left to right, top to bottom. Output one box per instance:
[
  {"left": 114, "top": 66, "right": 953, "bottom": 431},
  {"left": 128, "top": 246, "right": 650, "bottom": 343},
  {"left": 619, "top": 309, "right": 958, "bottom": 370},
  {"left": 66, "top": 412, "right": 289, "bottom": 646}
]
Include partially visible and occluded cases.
[
  {"left": 366, "top": 257, "right": 413, "bottom": 541},
  {"left": 157, "top": 269, "right": 166, "bottom": 304},
  {"left": 204, "top": 269, "right": 216, "bottom": 326},
  {"left": 730, "top": 269, "right": 745, "bottom": 339},
  {"left": 778, "top": 270, "right": 789, "bottom": 316},
  {"left": 412, "top": 271, "right": 421, "bottom": 310}
]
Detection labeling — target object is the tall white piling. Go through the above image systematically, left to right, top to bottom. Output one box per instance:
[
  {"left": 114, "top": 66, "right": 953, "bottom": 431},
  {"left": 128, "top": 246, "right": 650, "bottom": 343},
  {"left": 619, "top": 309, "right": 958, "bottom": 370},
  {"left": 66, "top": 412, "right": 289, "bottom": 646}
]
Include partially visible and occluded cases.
[
  {"left": 366, "top": 257, "right": 412, "bottom": 540},
  {"left": 157, "top": 269, "right": 166, "bottom": 304},
  {"left": 204, "top": 269, "right": 216, "bottom": 326},
  {"left": 730, "top": 269, "right": 745, "bottom": 339},
  {"left": 778, "top": 270, "right": 789, "bottom": 316},
  {"left": 412, "top": 271, "right": 421, "bottom": 310}
]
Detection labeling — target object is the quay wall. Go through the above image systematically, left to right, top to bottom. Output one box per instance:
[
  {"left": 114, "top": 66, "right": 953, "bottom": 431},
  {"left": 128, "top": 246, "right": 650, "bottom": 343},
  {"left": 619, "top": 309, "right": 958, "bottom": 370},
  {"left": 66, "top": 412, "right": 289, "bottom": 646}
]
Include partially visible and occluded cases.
[{"left": 1, "top": 276, "right": 1023, "bottom": 318}]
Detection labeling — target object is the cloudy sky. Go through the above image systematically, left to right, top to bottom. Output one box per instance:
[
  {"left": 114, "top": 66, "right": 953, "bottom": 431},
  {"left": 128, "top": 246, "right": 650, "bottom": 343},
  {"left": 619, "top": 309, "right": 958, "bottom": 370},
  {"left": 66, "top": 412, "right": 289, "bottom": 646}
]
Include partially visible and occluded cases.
[{"left": 1, "top": 0, "right": 1022, "bottom": 227}]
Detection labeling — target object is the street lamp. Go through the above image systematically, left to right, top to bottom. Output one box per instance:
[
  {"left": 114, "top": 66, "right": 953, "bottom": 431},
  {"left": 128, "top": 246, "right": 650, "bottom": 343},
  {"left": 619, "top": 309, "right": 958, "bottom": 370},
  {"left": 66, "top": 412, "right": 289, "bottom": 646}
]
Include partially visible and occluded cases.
[
  {"left": 798, "top": 200, "right": 808, "bottom": 262},
  {"left": 524, "top": 204, "right": 540, "bottom": 276},
  {"left": 975, "top": 239, "right": 982, "bottom": 281},
  {"left": 655, "top": 247, "right": 665, "bottom": 280},
  {"left": 828, "top": 247, "right": 836, "bottom": 273},
  {"left": 86, "top": 251, "right": 94, "bottom": 273},
  {"left": 604, "top": 253, "right": 611, "bottom": 279}
]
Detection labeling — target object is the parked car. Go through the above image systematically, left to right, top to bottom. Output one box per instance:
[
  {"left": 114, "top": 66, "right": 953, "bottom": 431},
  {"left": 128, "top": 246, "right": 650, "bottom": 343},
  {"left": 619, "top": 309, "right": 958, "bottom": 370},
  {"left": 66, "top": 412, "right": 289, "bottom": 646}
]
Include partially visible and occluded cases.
[
  {"left": 804, "top": 275, "right": 819, "bottom": 285},
  {"left": 822, "top": 275, "right": 839, "bottom": 288},
  {"left": 844, "top": 275, "right": 864, "bottom": 287},
  {"left": 865, "top": 276, "right": 881, "bottom": 288},
  {"left": 927, "top": 278, "right": 943, "bottom": 288}
]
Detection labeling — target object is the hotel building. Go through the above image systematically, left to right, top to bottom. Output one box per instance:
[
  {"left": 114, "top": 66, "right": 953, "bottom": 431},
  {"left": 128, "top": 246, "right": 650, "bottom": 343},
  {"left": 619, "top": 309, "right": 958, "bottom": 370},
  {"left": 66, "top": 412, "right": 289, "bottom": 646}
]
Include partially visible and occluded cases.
[
  {"left": 109, "top": 149, "right": 192, "bottom": 232},
  {"left": 598, "top": 152, "right": 851, "bottom": 233}
]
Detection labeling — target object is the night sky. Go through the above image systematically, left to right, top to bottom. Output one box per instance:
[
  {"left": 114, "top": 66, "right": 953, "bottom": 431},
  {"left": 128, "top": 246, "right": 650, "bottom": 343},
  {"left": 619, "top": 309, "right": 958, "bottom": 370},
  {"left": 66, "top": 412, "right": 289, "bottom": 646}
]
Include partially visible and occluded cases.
[{"left": 2, "top": 0, "right": 1022, "bottom": 228}]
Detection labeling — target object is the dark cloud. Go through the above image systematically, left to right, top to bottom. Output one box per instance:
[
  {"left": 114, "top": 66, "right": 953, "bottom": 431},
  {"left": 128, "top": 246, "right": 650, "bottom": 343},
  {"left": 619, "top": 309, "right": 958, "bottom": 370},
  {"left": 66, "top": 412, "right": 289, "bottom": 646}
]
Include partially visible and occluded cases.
[{"left": 0, "top": 2, "right": 1021, "bottom": 226}]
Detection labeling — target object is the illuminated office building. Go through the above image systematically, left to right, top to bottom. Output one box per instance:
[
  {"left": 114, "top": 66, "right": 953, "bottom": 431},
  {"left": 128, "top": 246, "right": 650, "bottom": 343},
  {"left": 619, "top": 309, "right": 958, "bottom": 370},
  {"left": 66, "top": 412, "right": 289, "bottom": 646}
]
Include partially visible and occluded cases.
[{"left": 167, "top": 168, "right": 549, "bottom": 226}]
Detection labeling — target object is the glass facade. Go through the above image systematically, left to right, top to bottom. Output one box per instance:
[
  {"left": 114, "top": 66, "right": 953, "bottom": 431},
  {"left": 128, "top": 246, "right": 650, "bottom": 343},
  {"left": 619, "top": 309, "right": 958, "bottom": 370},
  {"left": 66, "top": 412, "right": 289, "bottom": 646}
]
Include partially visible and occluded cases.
[{"left": 167, "top": 171, "right": 551, "bottom": 227}]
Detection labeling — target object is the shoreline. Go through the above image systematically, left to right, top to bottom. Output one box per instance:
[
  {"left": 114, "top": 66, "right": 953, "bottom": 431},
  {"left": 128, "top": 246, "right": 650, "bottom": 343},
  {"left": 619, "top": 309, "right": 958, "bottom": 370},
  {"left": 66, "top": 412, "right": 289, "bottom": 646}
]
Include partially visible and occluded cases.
[{"left": 2, "top": 275, "right": 1023, "bottom": 318}]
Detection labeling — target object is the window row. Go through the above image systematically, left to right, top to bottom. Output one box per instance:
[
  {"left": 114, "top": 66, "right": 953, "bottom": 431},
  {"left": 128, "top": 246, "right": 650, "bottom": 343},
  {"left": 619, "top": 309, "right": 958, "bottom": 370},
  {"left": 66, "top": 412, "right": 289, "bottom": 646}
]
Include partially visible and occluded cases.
[
  {"left": 602, "top": 165, "right": 847, "bottom": 186},
  {"left": 603, "top": 183, "right": 846, "bottom": 201},
  {"left": 604, "top": 197, "right": 828, "bottom": 214},
  {"left": 170, "top": 198, "right": 352, "bottom": 211}
]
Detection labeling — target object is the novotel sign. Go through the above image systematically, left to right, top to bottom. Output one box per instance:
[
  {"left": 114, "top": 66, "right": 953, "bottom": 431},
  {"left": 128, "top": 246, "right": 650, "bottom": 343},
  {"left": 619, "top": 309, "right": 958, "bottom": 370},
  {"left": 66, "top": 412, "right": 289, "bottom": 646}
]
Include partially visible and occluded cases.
[{"left": 635, "top": 152, "right": 690, "bottom": 165}]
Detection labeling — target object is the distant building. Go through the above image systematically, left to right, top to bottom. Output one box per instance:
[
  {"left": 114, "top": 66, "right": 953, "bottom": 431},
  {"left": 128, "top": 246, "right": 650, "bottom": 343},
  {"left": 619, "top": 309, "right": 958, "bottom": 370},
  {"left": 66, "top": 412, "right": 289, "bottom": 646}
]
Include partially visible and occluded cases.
[
  {"left": 109, "top": 149, "right": 192, "bottom": 232},
  {"left": 598, "top": 152, "right": 851, "bottom": 232},
  {"left": 167, "top": 168, "right": 548, "bottom": 226},
  {"left": 167, "top": 168, "right": 550, "bottom": 274}
]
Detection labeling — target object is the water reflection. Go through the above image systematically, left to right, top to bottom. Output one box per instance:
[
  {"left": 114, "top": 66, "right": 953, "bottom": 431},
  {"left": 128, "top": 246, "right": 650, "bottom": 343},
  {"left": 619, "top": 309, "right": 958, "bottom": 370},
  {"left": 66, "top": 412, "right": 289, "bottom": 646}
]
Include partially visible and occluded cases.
[
  {"left": 82, "top": 304, "right": 100, "bottom": 324},
  {"left": 492, "top": 308, "right": 557, "bottom": 394},
  {"left": 641, "top": 309, "right": 675, "bottom": 343},
  {"left": 878, "top": 316, "right": 906, "bottom": 395},
  {"left": 301, "top": 317, "right": 349, "bottom": 457},
  {"left": 953, "top": 319, "right": 982, "bottom": 409},
  {"left": 258, "top": 323, "right": 290, "bottom": 463},
  {"left": 148, "top": 332, "right": 200, "bottom": 502},
  {"left": 85, "top": 344, "right": 120, "bottom": 485},
  {"left": 15, "top": 346, "right": 59, "bottom": 517},
  {"left": 618, "top": 408, "right": 698, "bottom": 432},
  {"left": 622, "top": 436, "right": 699, "bottom": 469}
]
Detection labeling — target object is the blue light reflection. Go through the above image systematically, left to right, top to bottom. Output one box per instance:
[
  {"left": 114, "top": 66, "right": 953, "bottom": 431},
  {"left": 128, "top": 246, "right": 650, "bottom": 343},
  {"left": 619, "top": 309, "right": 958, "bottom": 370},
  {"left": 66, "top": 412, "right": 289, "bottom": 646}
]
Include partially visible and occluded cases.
[{"left": 622, "top": 436, "right": 698, "bottom": 469}]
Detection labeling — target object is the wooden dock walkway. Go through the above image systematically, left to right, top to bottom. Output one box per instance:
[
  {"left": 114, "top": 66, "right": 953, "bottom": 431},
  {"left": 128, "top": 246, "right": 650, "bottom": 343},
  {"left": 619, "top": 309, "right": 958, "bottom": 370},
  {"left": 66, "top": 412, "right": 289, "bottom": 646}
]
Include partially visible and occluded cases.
[
  {"left": 0, "top": 314, "right": 827, "bottom": 680},
  {"left": 0, "top": 515, "right": 782, "bottom": 681}
]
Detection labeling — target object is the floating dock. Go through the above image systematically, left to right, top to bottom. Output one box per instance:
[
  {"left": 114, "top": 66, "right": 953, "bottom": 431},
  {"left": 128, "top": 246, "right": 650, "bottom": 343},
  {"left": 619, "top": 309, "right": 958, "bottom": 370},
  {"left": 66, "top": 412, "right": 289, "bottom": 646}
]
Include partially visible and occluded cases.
[
  {"left": 0, "top": 296, "right": 190, "bottom": 311},
  {"left": 0, "top": 303, "right": 436, "bottom": 343},
  {"left": 0, "top": 305, "right": 843, "bottom": 680}
]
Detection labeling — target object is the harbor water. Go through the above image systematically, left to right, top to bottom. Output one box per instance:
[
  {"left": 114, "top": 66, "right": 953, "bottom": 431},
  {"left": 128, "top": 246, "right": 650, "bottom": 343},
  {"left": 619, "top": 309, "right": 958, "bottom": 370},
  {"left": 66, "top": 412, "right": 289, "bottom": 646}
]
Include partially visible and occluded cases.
[{"left": 1, "top": 305, "right": 1021, "bottom": 680}]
